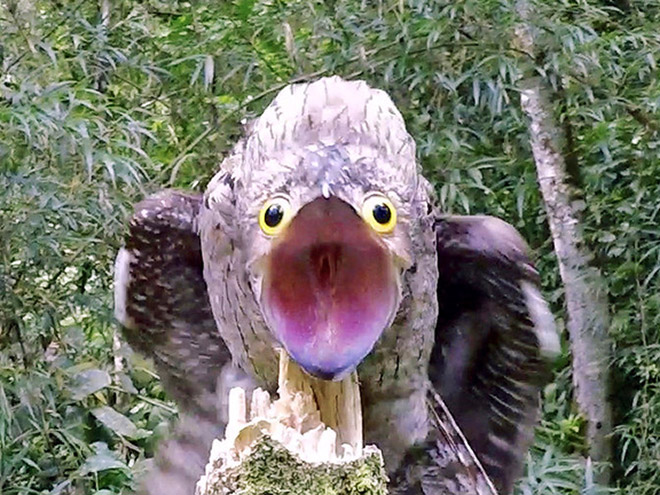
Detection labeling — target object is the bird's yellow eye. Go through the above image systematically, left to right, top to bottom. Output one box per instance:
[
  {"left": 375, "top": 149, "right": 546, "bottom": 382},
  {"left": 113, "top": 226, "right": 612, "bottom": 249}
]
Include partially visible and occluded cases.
[
  {"left": 361, "top": 194, "right": 397, "bottom": 234},
  {"left": 259, "top": 196, "right": 293, "bottom": 235}
]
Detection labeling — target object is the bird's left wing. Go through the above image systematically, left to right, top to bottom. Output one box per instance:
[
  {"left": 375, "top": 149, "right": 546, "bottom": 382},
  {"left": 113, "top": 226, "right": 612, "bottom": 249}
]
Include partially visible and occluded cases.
[
  {"left": 114, "top": 190, "right": 231, "bottom": 411},
  {"left": 115, "top": 190, "right": 253, "bottom": 495}
]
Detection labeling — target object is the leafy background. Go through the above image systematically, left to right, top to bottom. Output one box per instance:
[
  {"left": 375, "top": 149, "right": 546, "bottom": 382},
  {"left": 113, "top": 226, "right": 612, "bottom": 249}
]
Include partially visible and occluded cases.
[{"left": 1, "top": 0, "right": 659, "bottom": 493}]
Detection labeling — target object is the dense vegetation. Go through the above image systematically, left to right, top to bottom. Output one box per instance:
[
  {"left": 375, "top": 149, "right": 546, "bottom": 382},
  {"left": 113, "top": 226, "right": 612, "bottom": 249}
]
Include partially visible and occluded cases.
[{"left": 1, "top": 0, "right": 659, "bottom": 493}]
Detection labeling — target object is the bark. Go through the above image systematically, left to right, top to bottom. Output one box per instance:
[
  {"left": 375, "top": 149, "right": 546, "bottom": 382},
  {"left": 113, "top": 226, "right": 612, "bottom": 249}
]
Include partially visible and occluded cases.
[{"left": 515, "top": 0, "right": 613, "bottom": 484}]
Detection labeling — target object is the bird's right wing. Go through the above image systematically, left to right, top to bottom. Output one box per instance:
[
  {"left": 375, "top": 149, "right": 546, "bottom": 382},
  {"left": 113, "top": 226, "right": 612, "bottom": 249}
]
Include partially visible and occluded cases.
[
  {"left": 391, "top": 215, "right": 557, "bottom": 495},
  {"left": 429, "top": 215, "right": 559, "bottom": 494}
]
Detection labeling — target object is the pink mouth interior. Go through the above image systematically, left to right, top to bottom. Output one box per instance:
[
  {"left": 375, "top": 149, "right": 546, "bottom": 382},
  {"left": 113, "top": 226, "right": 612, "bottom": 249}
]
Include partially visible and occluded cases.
[{"left": 262, "top": 197, "right": 397, "bottom": 380}]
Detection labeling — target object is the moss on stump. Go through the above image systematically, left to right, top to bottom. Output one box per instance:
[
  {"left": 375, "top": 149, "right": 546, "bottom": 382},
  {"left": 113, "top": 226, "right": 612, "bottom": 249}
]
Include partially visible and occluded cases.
[{"left": 202, "top": 436, "right": 388, "bottom": 495}]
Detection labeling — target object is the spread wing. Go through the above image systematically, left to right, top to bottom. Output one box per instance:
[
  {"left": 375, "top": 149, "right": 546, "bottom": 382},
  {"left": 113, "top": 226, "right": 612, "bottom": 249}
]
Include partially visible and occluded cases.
[
  {"left": 114, "top": 189, "right": 231, "bottom": 413},
  {"left": 114, "top": 190, "right": 256, "bottom": 495},
  {"left": 428, "top": 215, "right": 559, "bottom": 494}
]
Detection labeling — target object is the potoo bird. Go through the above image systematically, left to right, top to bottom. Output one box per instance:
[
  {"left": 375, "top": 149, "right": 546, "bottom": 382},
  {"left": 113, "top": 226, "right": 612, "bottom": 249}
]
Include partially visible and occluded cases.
[{"left": 114, "top": 76, "right": 558, "bottom": 495}]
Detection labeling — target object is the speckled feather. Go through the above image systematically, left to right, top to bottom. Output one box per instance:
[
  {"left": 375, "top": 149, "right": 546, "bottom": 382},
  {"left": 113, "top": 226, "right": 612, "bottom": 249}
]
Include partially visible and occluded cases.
[
  {"left": 114, "top": 77, "right": 558, "bottom": 495},
  {"left": 117, "top": 191, "right": 230, "bottom": 413},
  {"left": 115, "top": 192, "right": 243, "bottom": 495}
]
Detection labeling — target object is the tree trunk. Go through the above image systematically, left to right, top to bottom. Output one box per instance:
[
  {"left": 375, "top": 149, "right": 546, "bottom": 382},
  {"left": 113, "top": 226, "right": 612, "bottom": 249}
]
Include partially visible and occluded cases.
[{"left": 514, "top": 0, "right": 613, "bottom": 485}]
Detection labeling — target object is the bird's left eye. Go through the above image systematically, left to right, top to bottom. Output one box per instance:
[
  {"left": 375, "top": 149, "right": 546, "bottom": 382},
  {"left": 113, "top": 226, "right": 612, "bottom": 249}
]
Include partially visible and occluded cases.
[
  {"left": 362, "top": 194, "right": 397, "bottom": 234},
  {"left": 259, "top": 196, "right": 293, "bottom": 235}
]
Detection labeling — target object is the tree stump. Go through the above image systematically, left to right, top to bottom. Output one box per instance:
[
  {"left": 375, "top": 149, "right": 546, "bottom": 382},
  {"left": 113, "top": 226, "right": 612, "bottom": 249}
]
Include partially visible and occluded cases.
[{"left": 196, "top": 351, "right": 388, "bottom": 495}]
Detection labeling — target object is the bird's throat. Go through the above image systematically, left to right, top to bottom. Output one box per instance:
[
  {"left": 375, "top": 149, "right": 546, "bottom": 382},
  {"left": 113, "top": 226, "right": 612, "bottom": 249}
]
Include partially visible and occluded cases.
[{"left": 261, "top": 197, "right": 399, "bottom": 381}]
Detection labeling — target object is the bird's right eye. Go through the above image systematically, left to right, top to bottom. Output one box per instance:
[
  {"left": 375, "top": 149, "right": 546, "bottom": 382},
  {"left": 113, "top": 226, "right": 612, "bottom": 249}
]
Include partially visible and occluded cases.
[{"left": 259, "top": 196, "right": 293, "bottom": 235}]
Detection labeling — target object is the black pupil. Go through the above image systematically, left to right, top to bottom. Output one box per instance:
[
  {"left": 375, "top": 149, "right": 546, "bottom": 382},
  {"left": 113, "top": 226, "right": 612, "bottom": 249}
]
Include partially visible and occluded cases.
[
  {"left": 372, "top": 203, "right": 391, "bottom": 224},
  {"left": 264, "top": 204, "right": 284, "bottom": 227}
]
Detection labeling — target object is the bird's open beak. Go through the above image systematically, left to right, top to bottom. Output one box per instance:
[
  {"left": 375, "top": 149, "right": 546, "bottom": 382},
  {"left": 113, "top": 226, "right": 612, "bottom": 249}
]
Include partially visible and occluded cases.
[{"left": 261, "top": 197, "right": 398, "bottom": 381}]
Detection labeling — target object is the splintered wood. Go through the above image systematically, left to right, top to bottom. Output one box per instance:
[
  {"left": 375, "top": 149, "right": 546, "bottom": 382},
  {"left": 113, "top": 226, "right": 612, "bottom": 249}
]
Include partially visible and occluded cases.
[{"left": 196, "top": 351, "right": 386, "bottom": 495}]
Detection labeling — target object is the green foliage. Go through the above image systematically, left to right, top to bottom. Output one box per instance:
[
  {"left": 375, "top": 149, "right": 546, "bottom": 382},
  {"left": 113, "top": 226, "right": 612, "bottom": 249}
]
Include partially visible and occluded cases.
[{"left": 1, "top": 0, "right": 659, "bottom": 493}]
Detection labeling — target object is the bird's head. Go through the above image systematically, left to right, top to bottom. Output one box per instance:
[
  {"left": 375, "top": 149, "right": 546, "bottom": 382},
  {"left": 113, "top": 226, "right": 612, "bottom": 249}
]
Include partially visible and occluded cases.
[{"left": 205, "top": 77, "right": 426, "bottom": 381}]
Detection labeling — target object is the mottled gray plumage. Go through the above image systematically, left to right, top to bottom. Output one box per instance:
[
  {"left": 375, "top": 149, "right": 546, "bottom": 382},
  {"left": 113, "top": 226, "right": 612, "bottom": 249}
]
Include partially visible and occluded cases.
[{"left": 115, "top": 76, "right": 558, "bottom": 495}]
